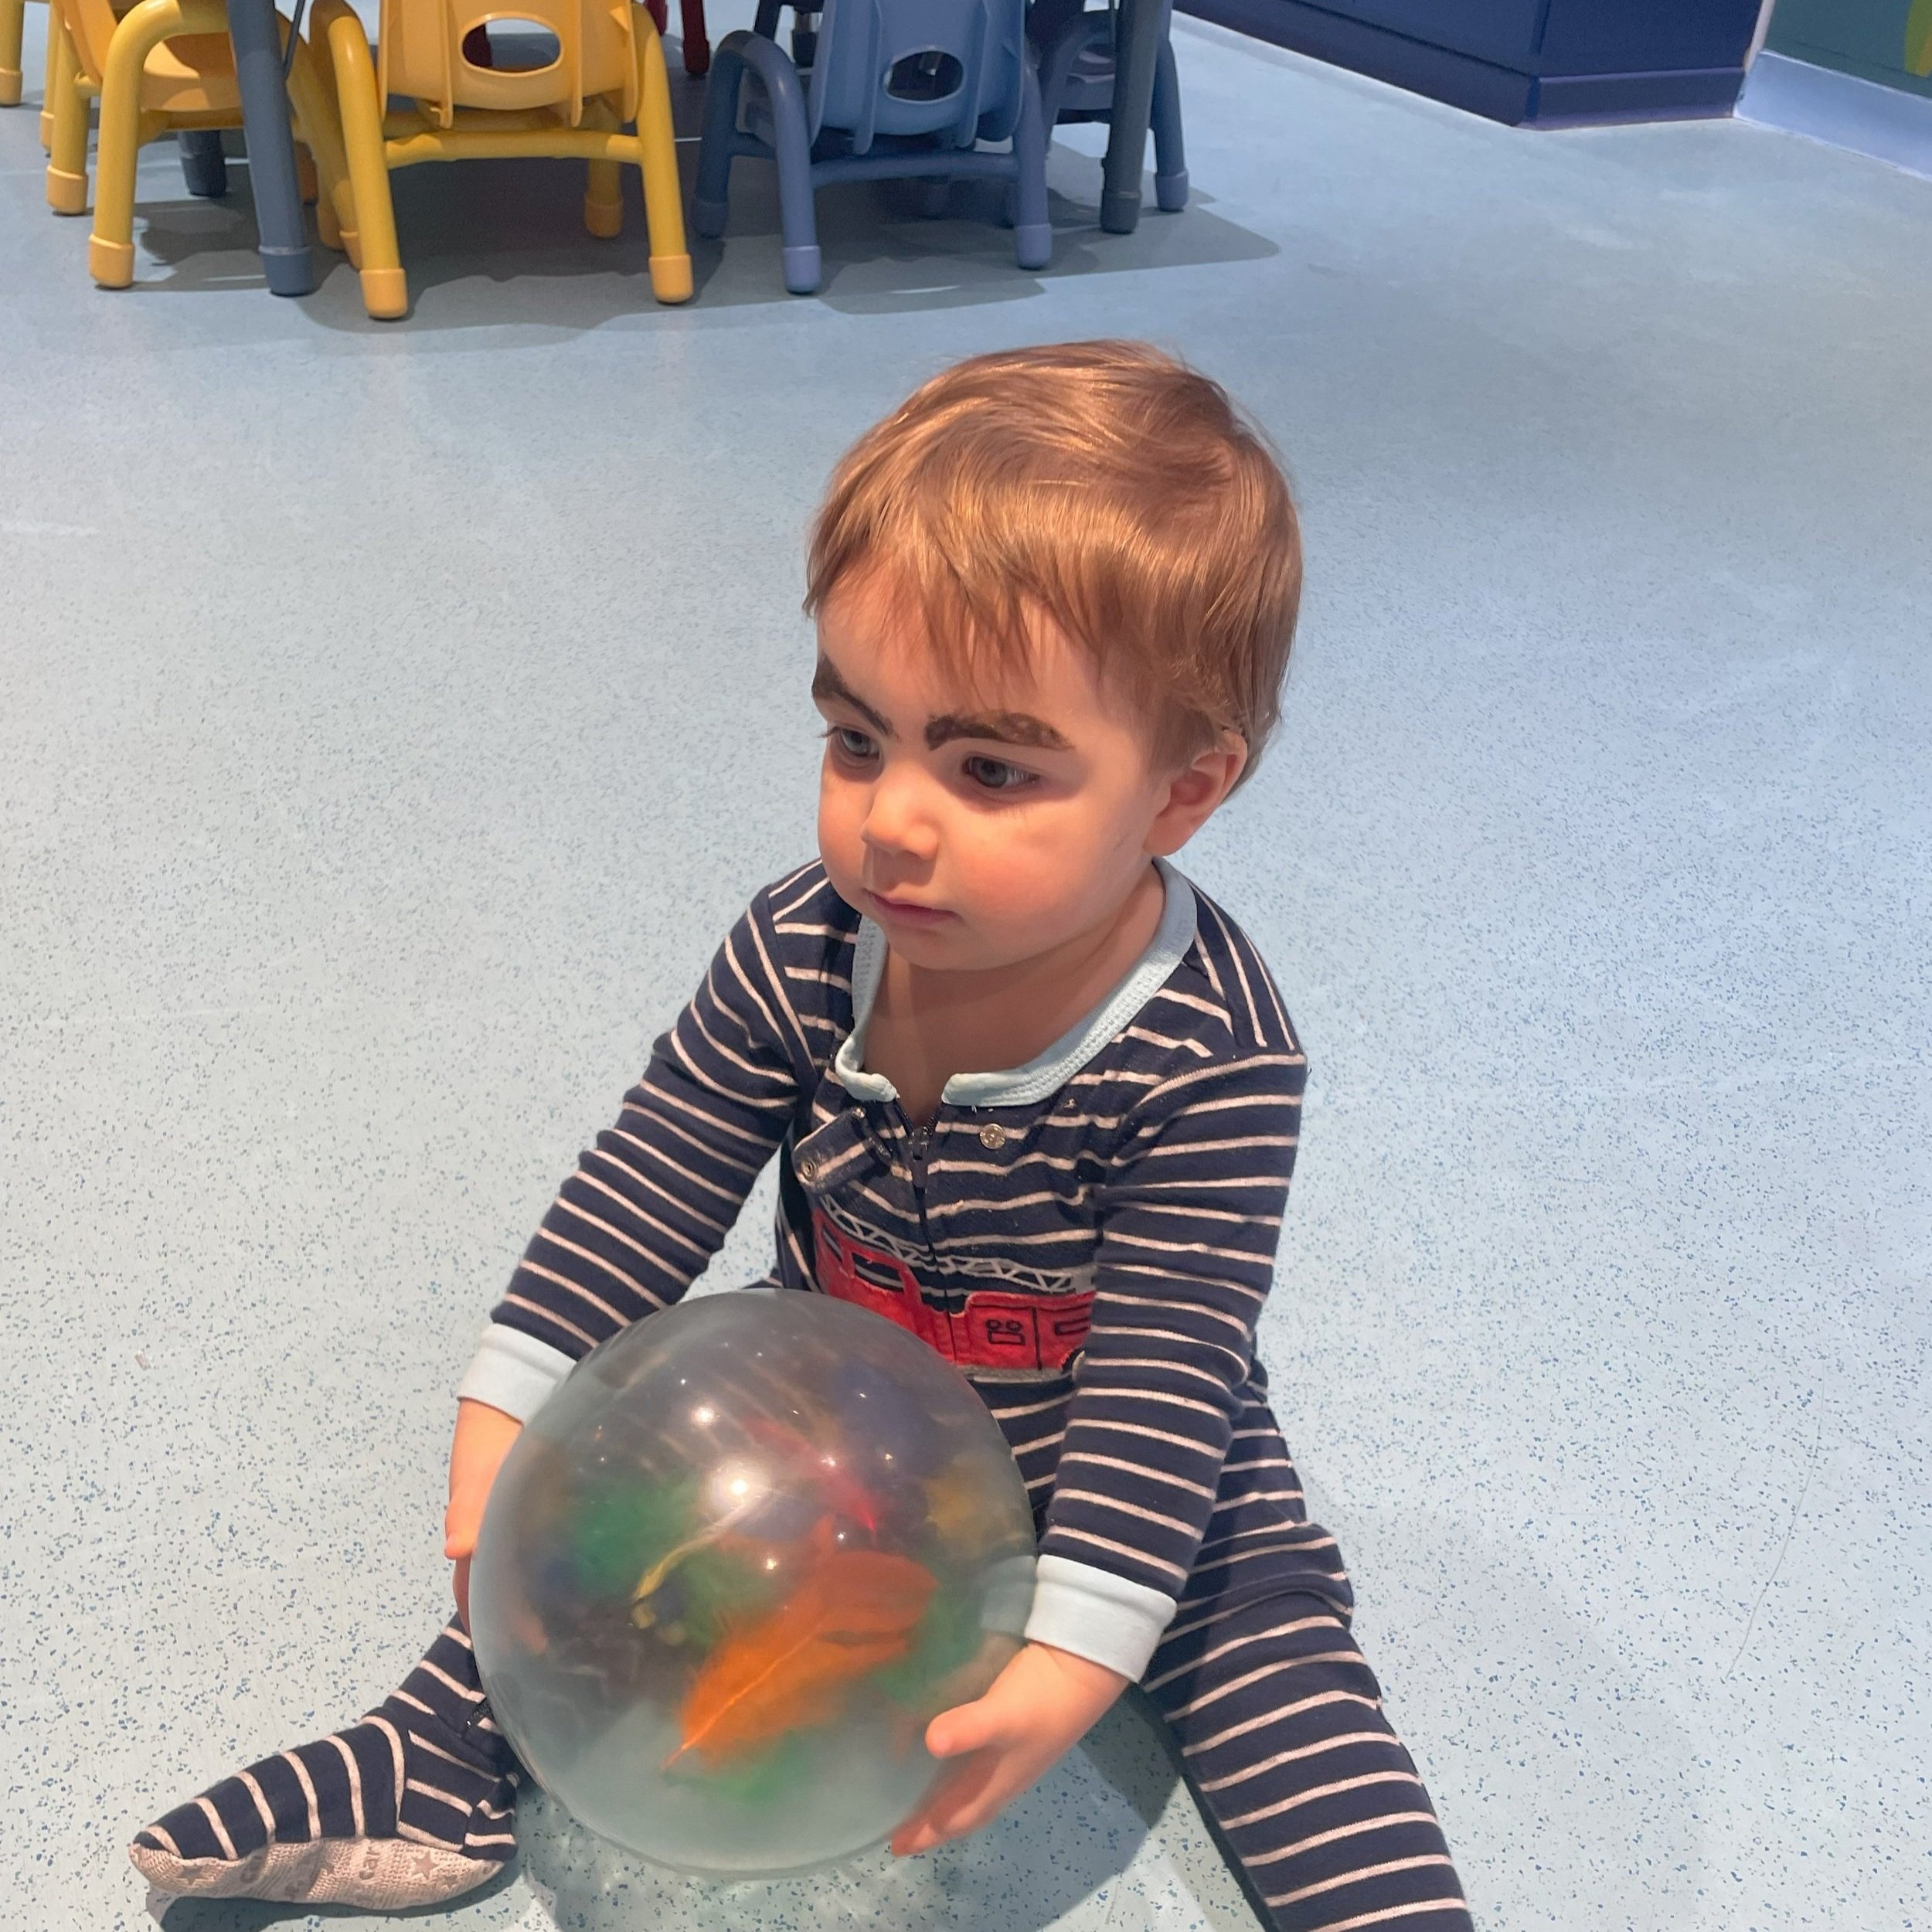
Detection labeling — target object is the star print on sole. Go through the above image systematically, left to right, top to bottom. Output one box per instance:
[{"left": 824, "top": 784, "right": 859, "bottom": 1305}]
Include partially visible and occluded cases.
[{"left": 128, "top": 1621, "right": 519, "bottom": 1910}]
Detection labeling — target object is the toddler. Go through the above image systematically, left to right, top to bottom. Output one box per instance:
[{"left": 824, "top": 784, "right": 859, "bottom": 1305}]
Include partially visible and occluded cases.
[{"left": 131, "top": 341, "right": 1471, "bottom": 1932}]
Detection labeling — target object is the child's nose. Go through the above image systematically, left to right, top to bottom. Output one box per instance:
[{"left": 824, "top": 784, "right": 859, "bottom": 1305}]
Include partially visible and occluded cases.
[{"left": 859, "top": 767, "right": 940, "bottom": 863}]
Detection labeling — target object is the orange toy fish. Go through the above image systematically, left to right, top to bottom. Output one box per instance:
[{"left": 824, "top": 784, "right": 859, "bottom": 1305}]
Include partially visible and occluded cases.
[{"left": 670, "top": 1522, "right": 936, "bottom": 1768}]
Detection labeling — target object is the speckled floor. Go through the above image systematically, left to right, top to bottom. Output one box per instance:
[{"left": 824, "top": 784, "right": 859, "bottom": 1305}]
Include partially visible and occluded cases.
[{"left": 2, "top": 9, "right": 1928, "bottom": 1929}]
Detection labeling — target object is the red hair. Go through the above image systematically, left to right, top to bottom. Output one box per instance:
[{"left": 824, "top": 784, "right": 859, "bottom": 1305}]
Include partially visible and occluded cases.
[{"left": 807, "top": 341, "right": 1301, "bottom": 780}]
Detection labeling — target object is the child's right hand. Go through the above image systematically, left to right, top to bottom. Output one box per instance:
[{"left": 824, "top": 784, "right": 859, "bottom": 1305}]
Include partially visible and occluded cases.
[{"left": 446, "top": 1398, "right": 524, "bottom": 1626}]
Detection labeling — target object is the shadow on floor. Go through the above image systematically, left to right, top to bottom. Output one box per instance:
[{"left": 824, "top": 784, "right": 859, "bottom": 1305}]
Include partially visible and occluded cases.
[{"left": 107, "top": 49, "right": 1274, "bottom": 330}]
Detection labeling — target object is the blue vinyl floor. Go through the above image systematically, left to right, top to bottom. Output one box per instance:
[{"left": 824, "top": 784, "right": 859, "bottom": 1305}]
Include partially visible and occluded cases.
[{"left": 2, "top": 9, "right": 1928, "bottom": 1927}]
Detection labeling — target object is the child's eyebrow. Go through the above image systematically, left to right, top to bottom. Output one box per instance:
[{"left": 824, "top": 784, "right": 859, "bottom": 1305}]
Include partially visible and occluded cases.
[
  {"left": 811, "top": 657, "right": 892, "bottom": 736},
  {"left": 926, "top": 711, "right": 1071, "bottom": 752}
]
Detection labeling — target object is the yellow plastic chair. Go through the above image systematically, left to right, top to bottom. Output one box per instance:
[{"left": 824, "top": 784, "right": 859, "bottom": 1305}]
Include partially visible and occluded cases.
[
  {"left": 0, "top": 0, "right": 27, "bottom": 105},
  {"left": 0, "top": 0, "right": 57, "bottom": 145},
  {"left": 26, "top": 0, "right": 179, "bottom": 148},
  {"left": 44, "top": 0, "right": 354, "bottom": 288},
  {"left": 314, "top": 0, "right": 690, "bottom": 319}
]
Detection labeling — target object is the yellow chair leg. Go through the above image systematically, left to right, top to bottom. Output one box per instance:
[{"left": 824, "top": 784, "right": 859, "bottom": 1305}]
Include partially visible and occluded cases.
[
  {"left": 0, "top": 0, "right": 24, "bottom": 107},
  {"left": 87, "top": 0, "right": 196, "bottom": 282},
  {"left": 321, "top": 0, "right": 405, "bottom": 317},
  {"left": 41, "top": 7, "right": 60, "bottom": 147},
  {"left": 44, "top": 10, "right": 90, "bottom": 215},
  {"left": 631, "top": 11, "right": 689, "bottom": 302},
  {"left": 288, "top": 15, "right": 359, "bottom": 263},
  {"left": 585, "top": 155, "right": 622, "bottom": 238}
]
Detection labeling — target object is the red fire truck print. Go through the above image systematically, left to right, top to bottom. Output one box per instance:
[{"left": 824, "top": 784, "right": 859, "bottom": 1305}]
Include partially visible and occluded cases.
[{"left": 811, "top": 1210, "right": 1094, "bottom": 1375}]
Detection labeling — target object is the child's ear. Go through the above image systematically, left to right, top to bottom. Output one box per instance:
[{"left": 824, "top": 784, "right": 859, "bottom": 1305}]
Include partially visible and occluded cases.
[{"left": 1145, "top": 735, "right": 1247, "bottom": 855}]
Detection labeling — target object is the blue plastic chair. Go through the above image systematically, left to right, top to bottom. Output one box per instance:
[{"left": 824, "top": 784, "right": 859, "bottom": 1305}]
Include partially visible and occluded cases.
[
  {"left": 692, "top": 0, "right": 1049, "bottom": 294},
  {"left": 1031, "top": 0, "right": 1185, "bottom": 212}
]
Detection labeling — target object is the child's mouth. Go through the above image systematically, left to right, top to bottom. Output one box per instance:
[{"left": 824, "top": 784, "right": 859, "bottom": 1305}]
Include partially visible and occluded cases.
[{"left": 865, "top": 892, "right": 957, "bottom": 929}]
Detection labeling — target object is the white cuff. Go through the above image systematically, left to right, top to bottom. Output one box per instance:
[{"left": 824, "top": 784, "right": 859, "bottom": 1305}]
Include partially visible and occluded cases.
[
  {"left": 457, "top": 1323, "right": 580, "bottom": 1424},
  {"left": 1023, "top": 1553, "right": 1177, "bottom": 1682}
]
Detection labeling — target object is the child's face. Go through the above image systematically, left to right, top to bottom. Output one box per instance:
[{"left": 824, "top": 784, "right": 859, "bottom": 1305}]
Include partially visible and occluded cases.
[{"left": 812, "top": 568, "right": 1237, "bottom": 974}]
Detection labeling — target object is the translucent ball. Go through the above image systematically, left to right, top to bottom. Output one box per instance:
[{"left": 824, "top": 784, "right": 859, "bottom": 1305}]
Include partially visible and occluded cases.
[{"left": 469, "top": 1290, "right": 1038, "bottom": 1878}]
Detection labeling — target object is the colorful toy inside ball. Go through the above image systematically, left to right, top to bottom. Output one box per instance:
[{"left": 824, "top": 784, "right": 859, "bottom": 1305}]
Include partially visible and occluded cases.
[{"left": 468, "top": 1289, "right": 1038, "bottom": 1878}]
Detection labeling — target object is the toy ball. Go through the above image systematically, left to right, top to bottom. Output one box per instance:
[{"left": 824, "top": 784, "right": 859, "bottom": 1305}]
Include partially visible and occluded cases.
[{"left": 469, "top": 1289, "right": 1038, "bottom": 1878}]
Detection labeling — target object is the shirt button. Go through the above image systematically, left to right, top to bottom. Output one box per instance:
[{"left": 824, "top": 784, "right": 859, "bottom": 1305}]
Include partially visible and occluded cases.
[
  {"left": 978, "top": 1123, "right": 1009, "bottom": 1151},
  {"left": 797, "top": 1155, "right": 821, "bottom": 1182}
]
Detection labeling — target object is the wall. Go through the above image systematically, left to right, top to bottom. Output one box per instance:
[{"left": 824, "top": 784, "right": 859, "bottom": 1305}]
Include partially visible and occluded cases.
[{"left": 1764, "top": 0, "right": 1932, "bottom": 99}]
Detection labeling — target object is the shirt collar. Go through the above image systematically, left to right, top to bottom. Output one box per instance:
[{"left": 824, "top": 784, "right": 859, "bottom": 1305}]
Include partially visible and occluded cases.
[{"left": 831, "top": 859, "right": 1199, "bottom": 1110}]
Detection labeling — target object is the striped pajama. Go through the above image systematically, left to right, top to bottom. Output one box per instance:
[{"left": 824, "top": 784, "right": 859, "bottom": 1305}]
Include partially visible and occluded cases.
[
  {"left": 448, "top": 859, "right": 1470, "bottom": 1927},
  {"left": 1140, "top": 1398, "right": 1468, "bottom": 1932},
  {"left": 1145, "top": 1602, "right": 1468, "bottom": 1932},
  {"left": 130, "top": 1621, "right": 522, "bottom": 1907}
]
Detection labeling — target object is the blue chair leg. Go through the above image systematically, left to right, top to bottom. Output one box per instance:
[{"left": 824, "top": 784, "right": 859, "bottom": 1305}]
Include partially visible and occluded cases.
[
  {"left": 730, "top": 29, "right": 821, "bottom": 292},
  {"left": 1151, "top": 29, "right": 1185, "bottom": 211},
  {"left": 692, "top": 31, "right": 750, "bottom": 236},
  {"left": 1011, "top": 60, "right": 1050, "bottom": 271},
  {"left": 178, "top": 128, "right": 228, "bottom": 198}
]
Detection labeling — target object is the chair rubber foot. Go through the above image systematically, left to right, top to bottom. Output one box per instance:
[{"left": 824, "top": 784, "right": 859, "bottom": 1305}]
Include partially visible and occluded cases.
[
  {"left": 682, "top": 40, "right": 709, "bottom": 74},
  {"left": 0, "top": 66, "right": 22, "bottom": 106},
  {"left": 46, "top": 167, "right": 87, "bottom": 215},
  {"left": 1155, "top": 168, "right": 1187, "bottom": 213},
  {"left": 691, "top": 195, "right": 726, "bottom": 239},
  {"left": 585, "top": 197, "right": 623, "bottom": 239},
  {"left": 1014, "top": 222, "right": 1050, "bottom": 270},
  {"left": 342, "top": 228, "right": 362, "bottom": 269},
  {"left": 88, "top": 234, "right": 135, "bottom": 286},
  {"left": 781, "top": 240, "right": 820, "bottom": 294},
  {"left": 261, "top": 244, "right": 315, "bottom": 297},
  {"left": 649, "top": 251, "right": 693, "bottom": 302},
  {"left": 359, "top": 264, "right": 408, "bottom": 318}
]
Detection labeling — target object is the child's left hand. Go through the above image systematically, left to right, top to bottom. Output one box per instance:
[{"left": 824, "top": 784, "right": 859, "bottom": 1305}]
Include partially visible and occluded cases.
[{"left": 890, "top": 1641, "right": 1129, "bottom": 1855}]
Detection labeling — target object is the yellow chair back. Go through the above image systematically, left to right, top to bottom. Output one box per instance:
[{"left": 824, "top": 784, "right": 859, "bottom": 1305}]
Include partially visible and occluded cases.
[
  {"left": 50, "top": 0, "right": 235, "bottom": 110},
  {"left": 55, "top": 0, "right": 138, "bottom": 80},
  {"left": 315, "top": 0, "right": 690, "bottom": 318},
  {"left": 378, "top": 0, "right": 640, "bottom": 128}
]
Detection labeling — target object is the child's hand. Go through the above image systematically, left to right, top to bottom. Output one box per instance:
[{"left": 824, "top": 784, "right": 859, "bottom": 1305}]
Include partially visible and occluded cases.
[
  {"left": 445, "top": 1399, "right": 523, "bottom": 1626},
  {"left": 890, "top": 1641, "right": 1128, "bottom": 1856}
]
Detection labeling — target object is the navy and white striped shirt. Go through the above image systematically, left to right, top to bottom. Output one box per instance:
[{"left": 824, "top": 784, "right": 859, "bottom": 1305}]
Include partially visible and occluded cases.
[{"left": 461, "top": 859, "right": 1309, "bottom": 1677}]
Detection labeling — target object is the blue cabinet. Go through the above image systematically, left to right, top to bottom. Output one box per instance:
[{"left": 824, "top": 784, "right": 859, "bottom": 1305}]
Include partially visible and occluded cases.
[
  {"left": 1182, "top": 0, "right": 1766, "bottom": 124},
  {"left": 1321, "top": 0, "right": 1546, "bottom": 66}
]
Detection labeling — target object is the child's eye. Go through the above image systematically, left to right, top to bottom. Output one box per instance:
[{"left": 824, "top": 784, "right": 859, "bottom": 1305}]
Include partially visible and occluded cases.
[
  {"left": 825, "top": 726, "right": 879, "bottom": 764},
  {"left": 962, "top": 755, "right": 1036, "bottom": 793}
]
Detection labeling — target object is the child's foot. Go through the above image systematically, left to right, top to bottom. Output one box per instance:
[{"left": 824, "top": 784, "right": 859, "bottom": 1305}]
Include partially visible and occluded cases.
[{"left": 129, "top": 1621, "right": 519, "bottom": 1910}]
